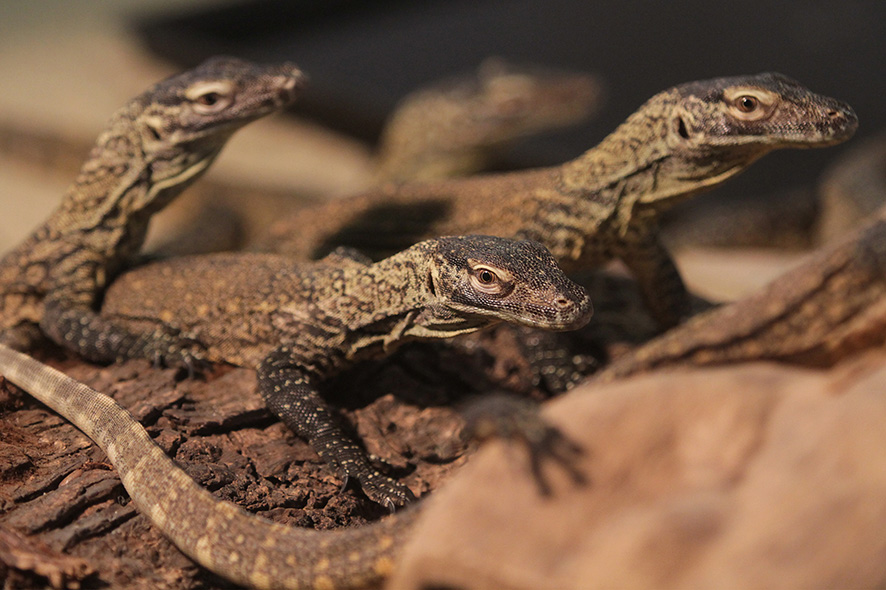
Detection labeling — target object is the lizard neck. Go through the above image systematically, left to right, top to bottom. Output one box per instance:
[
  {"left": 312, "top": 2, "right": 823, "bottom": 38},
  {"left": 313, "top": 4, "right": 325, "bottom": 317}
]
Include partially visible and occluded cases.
[
  {"left": 561, "top": 89, "right": 766, "bottom": 211},
  {"left": 526, "top": 91, "right": 764, "bottom": 267},
  {"left": 52, "top": 106, "right": 227, "bottom": 246},
  {"left": 24, "top": 110, "right": 225, "bottom": 284},
  {"left": 519, "top": 113, "right": 670, "bottom": 266},
  {"left": 327, "top": 243, "right": 491, "bottom": 365},
  {"left": 323, "top": 249, "right": 437, "bottom": 364},
  {"left": 348, "top": 249, "right": 433, "bottom": 322}
]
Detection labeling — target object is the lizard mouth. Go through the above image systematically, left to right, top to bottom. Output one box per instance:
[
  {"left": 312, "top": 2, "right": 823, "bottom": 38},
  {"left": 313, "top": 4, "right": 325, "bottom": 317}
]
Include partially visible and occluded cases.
[
  {"left": 814, "top": 105, "right": 859, "bottom": 145},
  {"left": 452, "top": 293, "right": 594, "bottom": 332}
]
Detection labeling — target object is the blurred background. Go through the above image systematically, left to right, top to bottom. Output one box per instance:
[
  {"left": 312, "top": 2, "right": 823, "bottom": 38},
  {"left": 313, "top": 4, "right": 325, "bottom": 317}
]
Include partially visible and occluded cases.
[{"left": 0, "top": 0, "right": 882, "bottom": 295}]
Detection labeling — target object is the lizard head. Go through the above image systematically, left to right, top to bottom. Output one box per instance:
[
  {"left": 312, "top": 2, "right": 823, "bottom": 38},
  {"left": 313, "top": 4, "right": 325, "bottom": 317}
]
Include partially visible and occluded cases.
[
  {"left": 91, "top": 56, "right": 305, "bottom": 213},
  {"left": 133, "top": 56, "right": 306, "bottom": 152},
  {"left": 377, "top": 59, "right": 602, "bottom": 182},
  {"left": 435, "top": 59, "right": 603, "bottom": 152},
  {"left": 629, "top": 72, "right": 857, "bottom": 204},
  {"left": 668, "top": 72, "right": 855, "bottom": 160},
  {"left": 420, "top": 235, "right": 593, "bottom": 334}
]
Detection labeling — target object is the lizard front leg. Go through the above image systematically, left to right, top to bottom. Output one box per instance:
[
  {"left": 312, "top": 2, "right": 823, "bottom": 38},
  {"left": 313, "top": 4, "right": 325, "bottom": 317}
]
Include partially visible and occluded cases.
[
  {"left": 618, "top": 223, "right": 692, "bottom": 330},
  {"left": 257, "top": 345, "right": 416, "bottom": 510}
]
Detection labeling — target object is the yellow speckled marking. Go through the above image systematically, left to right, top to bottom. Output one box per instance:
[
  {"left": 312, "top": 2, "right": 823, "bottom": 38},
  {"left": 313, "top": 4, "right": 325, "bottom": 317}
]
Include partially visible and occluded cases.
[
  {"left": 142, "top": 495, "right": 169, "bottom": 528},
  {"left": 194, "top": 534, "right": 214, "bottom": 566},
  {"left": 376, "top": 534, "right": 394, "bottom": 551},
  {"left": 262, "top": 536, "right": 278, "bottom": 548},
  {"left": 252, "top": 551, "right": 268, "bottom": 573},
  {"left": 347, "top": 551, "right": 361, "bottom": 562},
  {"left": 249, "top": 552, "right": 271, "bottom": 588},
  {"left": 373, "top": 556, "right": 395, "bottom": 576},
  {"left": 313, "top": 557, "right": 330, "bottom": 572},
  {"left": 249, "top": 571, "right": 272, "bottom": 590},
  {"left": 313, "top": 575, "right": 335, "bottom": 590}
]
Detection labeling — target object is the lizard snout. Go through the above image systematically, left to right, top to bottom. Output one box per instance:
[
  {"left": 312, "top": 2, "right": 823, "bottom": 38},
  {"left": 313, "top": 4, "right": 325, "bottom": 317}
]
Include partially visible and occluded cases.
[{"left": 546, "top": 288, "right": 593, "bottom": 331}]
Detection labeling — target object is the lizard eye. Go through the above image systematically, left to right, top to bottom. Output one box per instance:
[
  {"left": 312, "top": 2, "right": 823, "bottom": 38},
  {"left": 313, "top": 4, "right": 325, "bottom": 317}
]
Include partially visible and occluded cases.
[
  {"left": 186, "top": 81, "right": 235, "bottom": 114},
  {"left": 723, "top": 87, "right": 777, "bottom": 122},
  {"left": 192, "top": 90, "right": 232, "bottom": 114},
  {"left": 196, "top": 92, "right": 222, "bottom": 106},
  {"left": 735, "top": 95, "right": 758, "bottom": 113},
  {"left": 469, "top": 265, "right": 512, "bottom": 297}
]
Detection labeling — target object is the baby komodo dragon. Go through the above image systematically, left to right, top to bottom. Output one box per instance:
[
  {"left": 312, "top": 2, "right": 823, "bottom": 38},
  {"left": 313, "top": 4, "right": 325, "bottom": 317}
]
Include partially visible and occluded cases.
[
  {"left": 0, "top": 56, "right": 304, "bottom": 363},
  {"left": 263, "top": 73, "right": 857, "bottom": 328},
  {"left": 98, "top": 236, "right": 592, "bottom": 508}
]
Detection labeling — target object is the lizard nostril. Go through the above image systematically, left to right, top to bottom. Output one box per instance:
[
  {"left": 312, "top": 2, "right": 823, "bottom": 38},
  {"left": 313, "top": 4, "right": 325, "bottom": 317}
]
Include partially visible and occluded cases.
[{"left": 555, "top": 297, "right": 571, "bottom": 308}]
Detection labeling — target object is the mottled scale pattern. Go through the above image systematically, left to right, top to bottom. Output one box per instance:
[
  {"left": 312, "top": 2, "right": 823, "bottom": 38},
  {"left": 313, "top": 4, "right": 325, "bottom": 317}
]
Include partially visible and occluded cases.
[{"left": 0, "top": 344, "right": 416, "bottom": 590}]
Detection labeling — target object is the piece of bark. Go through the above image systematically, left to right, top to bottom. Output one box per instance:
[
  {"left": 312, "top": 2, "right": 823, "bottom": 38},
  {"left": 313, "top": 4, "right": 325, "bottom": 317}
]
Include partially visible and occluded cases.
[{"left": 391, "top": 352, "right": 886, "bottom": 590}]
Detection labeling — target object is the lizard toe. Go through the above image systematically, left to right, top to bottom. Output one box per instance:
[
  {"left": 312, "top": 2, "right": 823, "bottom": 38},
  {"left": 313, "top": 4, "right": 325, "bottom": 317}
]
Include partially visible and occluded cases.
[
  {"left": 461, "top": 393, "right": 587, "bottom": 495},
  {"left": 355, "top": 471, "right": 416, "bottom": 509}
]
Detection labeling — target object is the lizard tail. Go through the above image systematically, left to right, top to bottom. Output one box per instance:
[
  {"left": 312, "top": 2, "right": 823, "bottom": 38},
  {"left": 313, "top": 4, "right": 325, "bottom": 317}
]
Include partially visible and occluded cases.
[{"left": 0, "top": 344, "right": 414, "bottom": 590}]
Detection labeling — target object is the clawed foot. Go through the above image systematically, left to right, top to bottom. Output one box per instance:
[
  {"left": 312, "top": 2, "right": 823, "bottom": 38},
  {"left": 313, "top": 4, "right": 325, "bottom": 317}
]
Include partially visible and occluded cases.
[
  {"left": 514, "top": 327, "right": 601, "bottom": 394},
  {"left": 136, "top": 331, "right": 211, "bottom": 378},
  {"left": 461, "top": 393, "right": 586, "bottom": 495},
  {"left": 340, "top": 466, "right": 416, "bottom": 511}
]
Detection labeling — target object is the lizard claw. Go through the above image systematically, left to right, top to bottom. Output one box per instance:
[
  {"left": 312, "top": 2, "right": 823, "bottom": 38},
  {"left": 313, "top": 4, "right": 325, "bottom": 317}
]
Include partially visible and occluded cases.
[
  {"left": 134, "top": 329, "right": 211, "bottom": 377},
  {"left": 181, "top": 352, "right": 213, "bottom": 379},
  {"left": 461, "top": 393, "right": 587, "bottom": 496},
  {"left": 343, "top": 466, "right": 416, "bottom": 509},
  {"left": 334, "top": 467, "right": 415, "bottom": 509}
]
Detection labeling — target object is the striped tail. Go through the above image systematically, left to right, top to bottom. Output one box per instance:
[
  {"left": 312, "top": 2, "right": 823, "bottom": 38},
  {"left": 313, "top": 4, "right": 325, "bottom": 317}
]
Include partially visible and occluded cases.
[{"left": 0, "top": 344, "right": 414, "bottom": 590}]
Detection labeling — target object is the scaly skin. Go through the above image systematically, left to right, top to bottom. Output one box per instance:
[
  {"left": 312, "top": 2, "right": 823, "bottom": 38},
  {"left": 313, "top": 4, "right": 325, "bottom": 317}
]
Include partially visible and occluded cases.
[
  {"left": 0, "top": 57, "right": 304, "bottom": 363},
  {"left": 261, "top": 73, "right": 857, "bottom": 328},
  {"left": 594, "top": 206, "right": 886, "bottom": 383},
  {"left": 98, "top": 236, "right": 592, "bottom": 508}
]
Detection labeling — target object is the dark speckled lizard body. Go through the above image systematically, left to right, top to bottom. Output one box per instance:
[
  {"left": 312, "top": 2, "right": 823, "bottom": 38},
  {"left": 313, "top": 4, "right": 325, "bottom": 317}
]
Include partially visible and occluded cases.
[
  {"left": 0, "top": 57, "right": 304, "bottom": 362},
  {"left": 262, "top": 73, "right": 857, "bottom": 328},
  {"left": 98, "top": 236, "right": 592, "bottom": 508}
]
